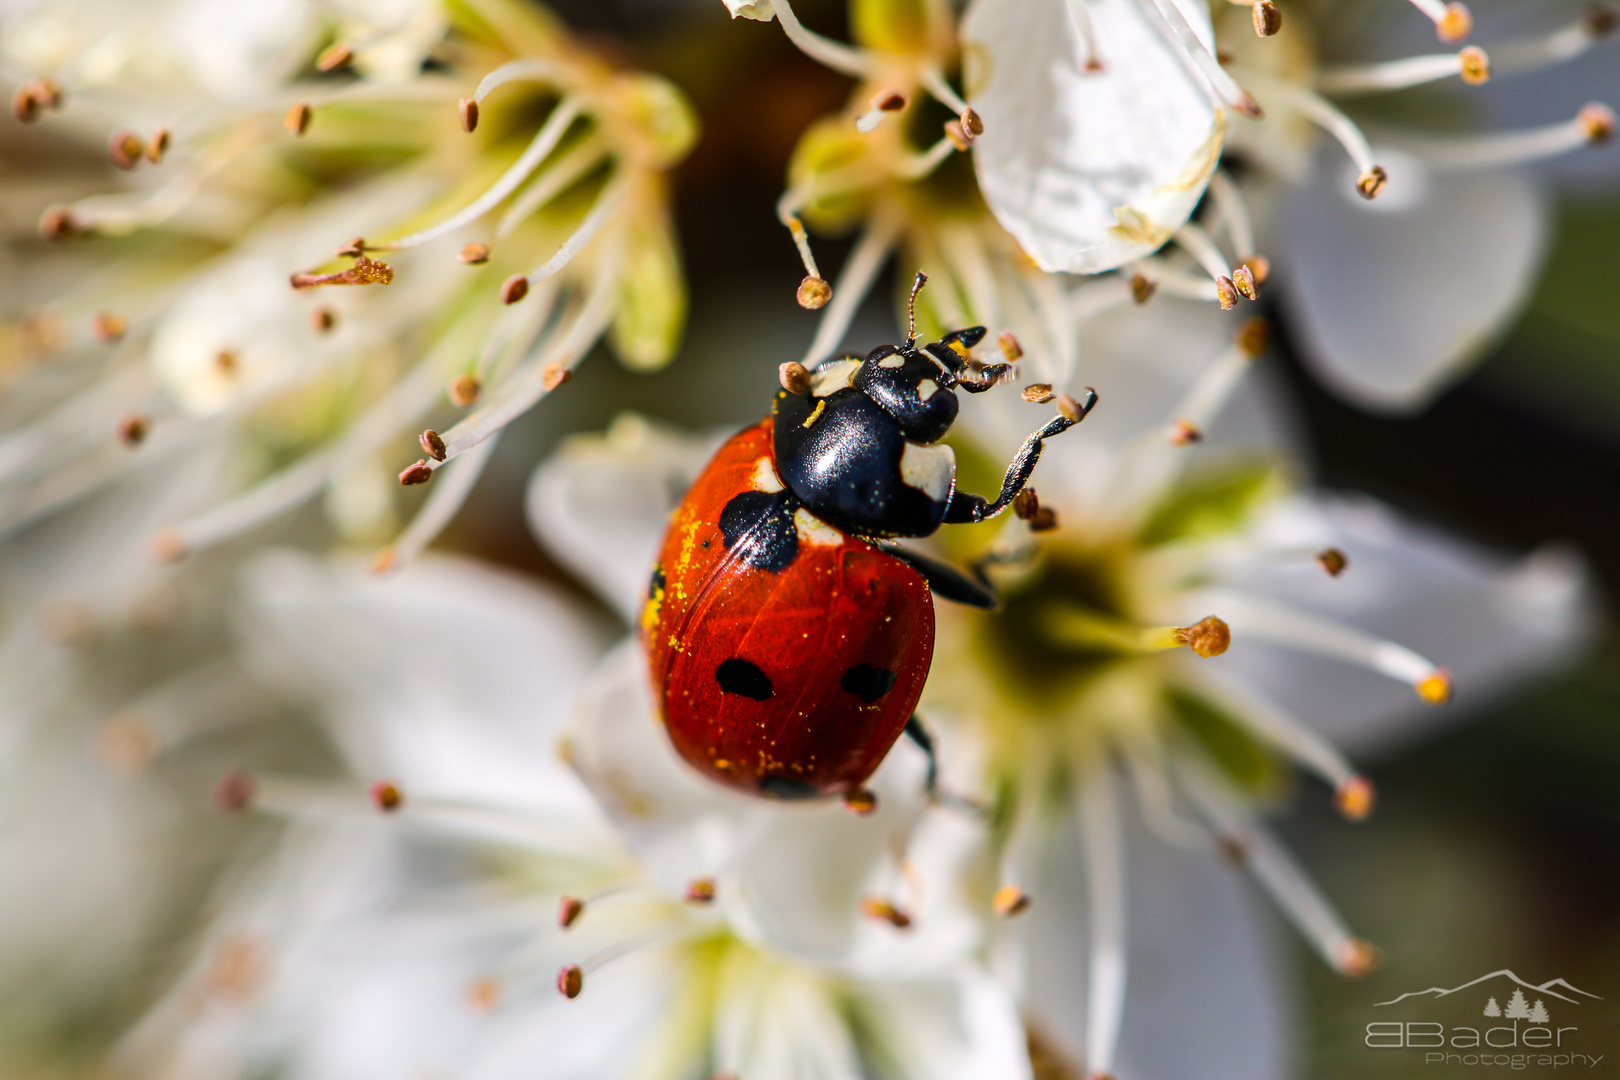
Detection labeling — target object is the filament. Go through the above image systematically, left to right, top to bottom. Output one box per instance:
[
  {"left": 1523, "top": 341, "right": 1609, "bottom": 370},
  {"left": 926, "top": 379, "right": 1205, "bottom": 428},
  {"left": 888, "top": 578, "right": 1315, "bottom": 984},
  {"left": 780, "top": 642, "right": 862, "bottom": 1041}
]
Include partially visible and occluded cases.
[
  {"left": 799, "top": 212, "right": 901, "bottom": 366},
  {"left": 1076, "top": 763, "right": 1127, "bottom": 1078}
]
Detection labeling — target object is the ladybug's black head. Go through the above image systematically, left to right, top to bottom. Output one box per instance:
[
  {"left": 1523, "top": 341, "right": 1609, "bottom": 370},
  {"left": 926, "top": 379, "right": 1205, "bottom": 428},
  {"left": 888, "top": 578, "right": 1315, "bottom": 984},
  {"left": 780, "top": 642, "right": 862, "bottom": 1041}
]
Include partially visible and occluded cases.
[{"left": 851, "top": 327, "right": 984, "bottom": 444}]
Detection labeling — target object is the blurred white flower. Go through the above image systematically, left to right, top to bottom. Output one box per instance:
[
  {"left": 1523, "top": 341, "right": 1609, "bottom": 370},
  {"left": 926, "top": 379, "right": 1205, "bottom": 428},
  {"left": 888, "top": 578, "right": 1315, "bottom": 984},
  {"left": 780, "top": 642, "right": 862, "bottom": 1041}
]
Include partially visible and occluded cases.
[
  {"left": 1, "top": 0, "right": 695, "bottom": 575},
  {"left": 1207, "top": 0, "right": 1617, "bottom": 410},
  {"left": 111, "top": 549, "right": 1030, "bottom": 1080}
]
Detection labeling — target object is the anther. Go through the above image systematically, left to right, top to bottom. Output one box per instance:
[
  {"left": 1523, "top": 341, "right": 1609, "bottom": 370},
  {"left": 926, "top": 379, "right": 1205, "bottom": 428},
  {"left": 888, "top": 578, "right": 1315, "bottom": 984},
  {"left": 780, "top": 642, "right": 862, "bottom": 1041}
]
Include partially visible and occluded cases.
[
  {"left": 1252, "top": 0, "right": 1282, "bottom": 36},
  {"left": 1437, "top": 2, "right": 1472, "bottom": 43},
  {"left": 1586, "top": 4, "right": 1619, "bottom": 37},
  {"left": 316, "top": 42, "right": 354, "bottom": 72},
  {"left": 1459, "top": 46, "right": 1490, "bottom": 85},
  {"left": 32, "top": 77, "right": 62, "bottom": 109},
  {"left": 12, "top": 87, "right": 40, "bottom": 122},
  {"left": 872, "top": 88, "right": 907, "bottom": 112},
  {"left": 459, "top": 98, "right": 479, "bottom": 134},
  {"left": 285, "top": 102, "right": 311, "bottom": 135},
  {"left": 1580, "top": 102, "right": 1617, "bottom": 143},
  {"left": 960, "top": 107, "right": 984, "bottom": 138},
  {"left": 943, "top": 120, "right": 970, "bottom": 152},
  {"left": 147, "top": 128, "right": 170, "bottom": 163},
  {"left": 108, "top": 130, "right": 145, "bottom": 170},
  {"left": 1355, "top": 166, "right": 1388, "bottom": 200},
  {"left": 39, "top": 206, "right": 76, "bottom": 241},
  {"left": 459, "top": 242, "right": 490, "bottom": 264},
  {"left": 290, "top": 256, "right": 394, "bottom": 289},
  {"left": 1241, "top": 256, "right": 1270, "bottom": 286},
  {"left": 1232, "top": 265, "right": 1259, "bottom": 301},
  {"left": 1129, "top": 273, "right": 1157, "bottom": 305},
  {"left": 501, "top": 274, "right": 530, "bottom": 305},
  {"left": 796, "top": 275, "right": 831, "bottom": 310},
  {"left": 1214, "top": 275, "right": 1239, "bottom": 310},
  {"left": 312, "top": 307, "right": 337, "bottom": 333},
  {"left": 93, "top": 311, "right": 127, "bottom": 342},
  {"left": 1236, "top": 317, "right": 1271, "bottom": 359},
  {"left": 997, "top": 330, "right": 1023, "bottom": 362},
  {"left": 779, "top": 361, "right": 812, "bottom": 394},
  {"left": 543, "top": 363, "right": 571, "bottom": 391},
  {"left": 449, "top": 374, "right": 481, "bottom": 407},
  {"left": 1022, "top": 383, "right": 1054, "bottom": 404},
  {"left": 1055, "top": 391, "right": 1090, "bottom": 422},
  {"left": 117, "top": 413, "right": 149, "bottom": 447},
  {"left": 1170, "top": 419, "right": 1202, "bottom": 445},
  {"left": 420, "top": 430, "right": 447, "bottom": 461},
  {"left": 399, "top": 460, "right": 434, "bottom": 486},
  {"left": 151, "top": 530, "right": 188, "bottom": 563},
  {"left": 1316, "top": 548, "right": 1348, "bottom": 576},
  {"left": 371, "top": 549, "right": 397, "bottom": 574},
  {"left": 1173, "top": 615, "right": 1231, "bottom": 658},
  {"left": 1415, "top": 668, "right": 1453, "bottom": 705},
  {"left": 214, "top": 770, "right": 255, "bottom": 812},
  {"left": 1334, "top": 776, "right": 1376, "bottom": 822},
  {"left": 371, "top": 780, "right": 403, "bottom": 812},
  {"left": 843, "top": 788, "right": 878, "bottom": 815},
  {"left": 1218, "top": 836, "right": 1249, "bottom": 865},
  {"left": 685, "top": 878, "right": 717, "bottom": 904},
  {"left": 993, "top": 884, "right": 1032, "bottom": 917},
  {"left": 558, "top": 895, "right": 585, "bottom": 928},
  {"left": 860, "top": 896, "right": 913, "bottom": 929},
  {"left": 1336, "top": 938, "right": 1382, "bottom": 978},
  {"left": 557, "top": 964, "right": 583, "bottom": 998},
  {"left": 467, "top": 977, "right": 501, "bottom": 1012}
]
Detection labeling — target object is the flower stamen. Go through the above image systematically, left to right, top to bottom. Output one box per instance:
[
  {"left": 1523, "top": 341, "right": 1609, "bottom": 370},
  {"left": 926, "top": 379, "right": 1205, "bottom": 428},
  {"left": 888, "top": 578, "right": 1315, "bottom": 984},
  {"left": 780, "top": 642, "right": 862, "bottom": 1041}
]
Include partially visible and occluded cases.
[
  {"left": 1131, "top": 0, "right": 1263, "bottom": 116},
  {"left": 1316, "top": 46, "right": 1491, "bottom": 96}
]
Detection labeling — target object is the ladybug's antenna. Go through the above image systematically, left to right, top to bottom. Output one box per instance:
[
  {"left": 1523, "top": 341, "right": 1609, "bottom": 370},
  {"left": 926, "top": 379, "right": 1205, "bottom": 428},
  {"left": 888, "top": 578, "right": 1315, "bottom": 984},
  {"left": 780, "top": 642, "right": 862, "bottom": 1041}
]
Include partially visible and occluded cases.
[{"left": 906, "top": 272, "right": 927, "bottom": 347}]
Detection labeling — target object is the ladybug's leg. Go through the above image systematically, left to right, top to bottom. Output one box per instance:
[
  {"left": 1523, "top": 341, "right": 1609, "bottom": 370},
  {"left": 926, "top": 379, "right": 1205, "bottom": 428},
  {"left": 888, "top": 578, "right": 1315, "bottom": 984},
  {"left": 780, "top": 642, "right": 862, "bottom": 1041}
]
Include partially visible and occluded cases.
[
  {"left": 944, "top": 390, "right": 1098, "bottom": 524},
  {"left": 876, "top": 543, "right": 998, "bottom": 609},
  {"left": 904, "top": 715, "right": 984, "bottom": 814}
]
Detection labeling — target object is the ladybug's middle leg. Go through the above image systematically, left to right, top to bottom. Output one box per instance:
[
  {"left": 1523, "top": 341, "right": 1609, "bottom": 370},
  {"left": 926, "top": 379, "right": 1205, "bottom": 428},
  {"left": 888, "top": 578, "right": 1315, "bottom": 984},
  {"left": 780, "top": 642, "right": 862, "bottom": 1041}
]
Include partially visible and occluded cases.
[
  {"left": 944, "top": 389, "right": 1098, "bottom": 524},
  {"left": 904, "top": 714, "right": 984, "bottom": 814}
]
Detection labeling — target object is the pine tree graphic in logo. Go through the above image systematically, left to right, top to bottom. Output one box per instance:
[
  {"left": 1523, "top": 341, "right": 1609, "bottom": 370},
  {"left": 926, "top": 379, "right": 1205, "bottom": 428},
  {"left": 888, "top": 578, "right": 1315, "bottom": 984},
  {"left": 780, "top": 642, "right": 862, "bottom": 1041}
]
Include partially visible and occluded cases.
[
  {"left": 1505, "top": 989, "right": 1533, "bottom": 1020},
  {"left": 1483, "top": 997, "right": 1501, "bottom": 1017},
  {"left": 1530, "top": 1000, "right": 1551, "bottom": 1024}
]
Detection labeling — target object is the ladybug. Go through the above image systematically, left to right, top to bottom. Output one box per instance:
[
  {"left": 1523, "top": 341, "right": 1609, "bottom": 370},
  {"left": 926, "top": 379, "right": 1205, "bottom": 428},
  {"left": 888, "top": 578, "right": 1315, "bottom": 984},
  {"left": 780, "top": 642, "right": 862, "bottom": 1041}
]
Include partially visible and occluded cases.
[{"left": 643, "top": 275, "right": 1095, "bottom": 807}]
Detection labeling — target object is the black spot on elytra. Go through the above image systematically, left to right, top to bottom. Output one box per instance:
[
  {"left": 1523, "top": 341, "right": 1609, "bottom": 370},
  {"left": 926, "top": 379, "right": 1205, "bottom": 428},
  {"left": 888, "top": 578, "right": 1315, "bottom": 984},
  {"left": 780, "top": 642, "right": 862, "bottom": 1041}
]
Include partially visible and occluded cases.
[
  {"left": 718, "top": 490, "right": 798, "bottom": 571},
  {"left": 647, "top": 565, "right": 665, "bottom": 599},
  {"left": 716, "top": 657, "right": 773, "bottom": 701},
  {"left": 841, "top": 663, "right": 896, "bottom": 703},
  {"left": 759, "top": 775, "right": 819, "bottom": 800}
]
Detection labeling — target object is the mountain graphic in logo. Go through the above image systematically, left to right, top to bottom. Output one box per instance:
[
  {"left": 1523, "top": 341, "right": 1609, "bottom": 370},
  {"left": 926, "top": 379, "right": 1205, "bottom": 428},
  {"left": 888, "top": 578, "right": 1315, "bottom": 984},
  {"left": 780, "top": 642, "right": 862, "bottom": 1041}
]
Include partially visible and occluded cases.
[{"left": 1375, "top": 970, "right": 1603, "bottom": 1008}]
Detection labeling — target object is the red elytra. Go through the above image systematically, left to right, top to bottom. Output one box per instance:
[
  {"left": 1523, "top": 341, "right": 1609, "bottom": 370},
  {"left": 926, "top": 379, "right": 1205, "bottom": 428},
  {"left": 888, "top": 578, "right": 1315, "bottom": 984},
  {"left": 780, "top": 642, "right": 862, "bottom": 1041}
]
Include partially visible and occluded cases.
[{"left": 643, "top": 419, "right": 933, "bottom": 800}]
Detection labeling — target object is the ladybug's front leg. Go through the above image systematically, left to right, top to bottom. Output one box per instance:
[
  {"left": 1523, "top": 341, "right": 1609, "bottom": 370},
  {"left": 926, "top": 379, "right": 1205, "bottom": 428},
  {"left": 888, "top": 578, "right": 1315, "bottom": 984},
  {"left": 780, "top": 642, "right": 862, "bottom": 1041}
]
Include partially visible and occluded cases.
[
  {"left": 944, "top": 389, "right": 1097, "bottom": 524},
  {"left": 876, "top": 543, "right": 998, "bottom": 609}
]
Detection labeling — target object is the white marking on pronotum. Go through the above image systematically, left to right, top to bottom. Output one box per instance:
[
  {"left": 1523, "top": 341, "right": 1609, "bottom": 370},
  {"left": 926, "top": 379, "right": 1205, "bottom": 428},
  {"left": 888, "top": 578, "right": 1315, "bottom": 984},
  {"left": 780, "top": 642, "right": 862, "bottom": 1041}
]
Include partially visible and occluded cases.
[
  {"left": 878, "top": 355, "right": 906, "bottom": 368},
  {"left": 809, "top": 359, "right": 861, "bottom": 398},
  {"left": 917, "top": 378, "right": 939, "bottom": 401},
  {"left": 899, "top": 441, "right": 955, "bottom": 502},
  {"left": 752, "top": 457, "right": 784, "bottom": 494},
  {"left": 794, "top": 508, "right": 843, "bottom": 546}
]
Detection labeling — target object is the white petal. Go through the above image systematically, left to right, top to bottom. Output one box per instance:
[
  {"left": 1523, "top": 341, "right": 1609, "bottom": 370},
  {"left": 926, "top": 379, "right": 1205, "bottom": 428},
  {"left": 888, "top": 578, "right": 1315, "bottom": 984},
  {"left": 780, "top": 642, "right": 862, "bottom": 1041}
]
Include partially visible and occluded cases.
[
  {"left": 723, "top": 0, "right": 776, "bottom": 19},
  {"left": 964, "top": 0, "right": 1224, "bottom": 274},
  {"left": 1278, "top": 146, "right": 1550, "bottom": 412},
  {"left": 527, "top": 414, "right": 727, "bottom": 623},
  {"left": 1205, "top": 494, "right": 1596, "bottom": 755},
  {"left": 237, "top": 550, "right": 610, "bottom": 816},
  {"left": 1018, "top": 807, "right": 1292, "bottom": 1080},
  {"left": 852, "top": 967, "right": 1031, "bottom": 1080}
]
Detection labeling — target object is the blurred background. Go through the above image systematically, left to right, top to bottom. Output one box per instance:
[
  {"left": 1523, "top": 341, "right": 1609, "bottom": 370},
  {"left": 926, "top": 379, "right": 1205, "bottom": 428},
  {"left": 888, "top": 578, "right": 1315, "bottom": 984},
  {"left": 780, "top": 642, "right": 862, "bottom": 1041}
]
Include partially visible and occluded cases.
[{"left": 433, "top": 2, "right": 1620, "bottom": 1075}]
